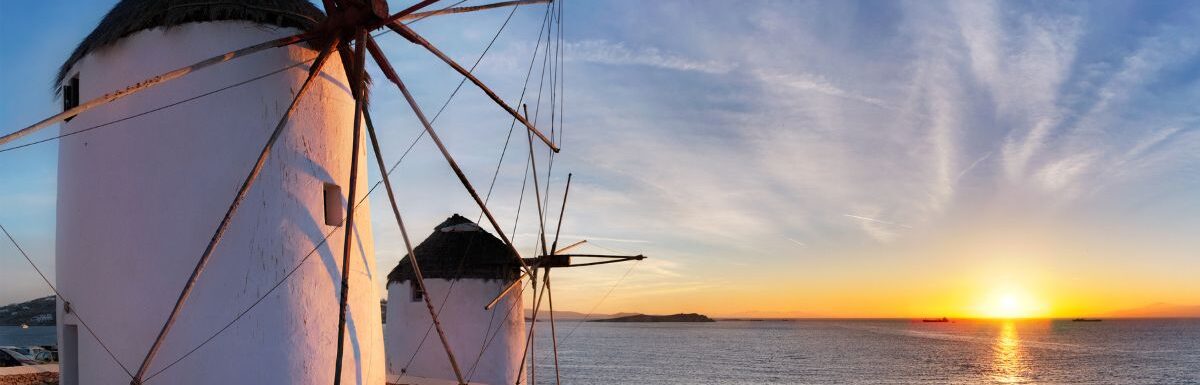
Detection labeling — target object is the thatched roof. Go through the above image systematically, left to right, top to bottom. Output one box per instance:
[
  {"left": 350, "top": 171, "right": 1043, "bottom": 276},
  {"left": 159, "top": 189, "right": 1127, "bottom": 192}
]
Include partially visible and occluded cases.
[
  {"left": 57, "top": 0, "right": 325, "bottom": 88},
  {"left": 387, "top": 214, "right": 522, "bottom": 283}
]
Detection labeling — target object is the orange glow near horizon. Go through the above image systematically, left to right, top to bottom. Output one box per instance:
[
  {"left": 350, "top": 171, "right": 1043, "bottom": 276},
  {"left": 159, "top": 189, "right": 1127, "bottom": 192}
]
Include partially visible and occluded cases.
[{"left": 972, "top": 288, "right": 1049, "bottom": 319}]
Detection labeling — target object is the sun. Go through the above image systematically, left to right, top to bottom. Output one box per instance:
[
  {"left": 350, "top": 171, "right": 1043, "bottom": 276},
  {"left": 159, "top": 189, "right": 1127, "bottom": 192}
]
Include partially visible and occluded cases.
[{"left": 976, "top": 288, "right": 1046, "bottom": 318}]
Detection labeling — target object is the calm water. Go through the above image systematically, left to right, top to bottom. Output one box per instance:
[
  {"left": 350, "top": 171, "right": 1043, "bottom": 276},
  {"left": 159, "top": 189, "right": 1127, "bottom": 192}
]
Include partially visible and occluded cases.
[
  {"left": 531, "top": 319, "right": 1200, "bottom": 384},
  {"left": 6, "top": 321, "right": 1198, "bottom": 383},
  {"left": 0, "top": 326, "right": 56, "bottom": 347}
]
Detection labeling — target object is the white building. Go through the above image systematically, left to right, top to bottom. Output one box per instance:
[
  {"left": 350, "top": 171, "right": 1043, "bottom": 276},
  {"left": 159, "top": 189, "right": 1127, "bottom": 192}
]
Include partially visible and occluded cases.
[
  {"left": 54, "top": 1, "right": 383, "bottom": 384},
  {"left": 386, "top": 214, "right": 526, "bottom": 385}
]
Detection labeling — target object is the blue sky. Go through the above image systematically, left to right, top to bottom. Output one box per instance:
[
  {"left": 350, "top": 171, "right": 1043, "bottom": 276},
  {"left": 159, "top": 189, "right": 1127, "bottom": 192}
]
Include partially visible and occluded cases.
[{"left": 2, "top": 1, "right": 1199, "bottom": 316}]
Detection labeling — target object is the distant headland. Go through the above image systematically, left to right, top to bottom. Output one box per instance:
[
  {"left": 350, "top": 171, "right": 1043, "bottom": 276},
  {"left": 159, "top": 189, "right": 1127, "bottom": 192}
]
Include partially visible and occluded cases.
[{"left": 590, "top": 313, "right": 716, "bottom": 323}]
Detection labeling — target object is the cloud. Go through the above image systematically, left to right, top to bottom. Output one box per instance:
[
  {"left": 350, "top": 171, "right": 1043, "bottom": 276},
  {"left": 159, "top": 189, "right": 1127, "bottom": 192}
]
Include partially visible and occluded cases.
[{"left": 564, "top": 39, "right": 736, "bottom": 74}]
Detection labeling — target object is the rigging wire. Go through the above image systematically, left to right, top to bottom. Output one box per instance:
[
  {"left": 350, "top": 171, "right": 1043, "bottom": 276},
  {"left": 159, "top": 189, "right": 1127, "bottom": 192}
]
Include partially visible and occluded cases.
[{"left": 0, "top": 223, "right": 135, "bottom": 378}]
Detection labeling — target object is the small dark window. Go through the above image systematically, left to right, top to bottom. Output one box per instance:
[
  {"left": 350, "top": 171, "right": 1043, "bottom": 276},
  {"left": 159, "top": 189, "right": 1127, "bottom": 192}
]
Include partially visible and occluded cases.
[
  {"left": 62, "top": 76, "right": 80, "bottom": 121},
  {"left": 323, "top": 183, "right": 343, "bottom": 226},
  {"left": 410, "top": 280, "right": 424, "bottom": 302}
]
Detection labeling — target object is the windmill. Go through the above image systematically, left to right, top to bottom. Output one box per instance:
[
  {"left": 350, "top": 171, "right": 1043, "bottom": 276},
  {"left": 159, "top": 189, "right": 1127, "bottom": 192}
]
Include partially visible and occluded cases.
[{"left": 0, "top": 1, "right": 643, "bottom": 384}]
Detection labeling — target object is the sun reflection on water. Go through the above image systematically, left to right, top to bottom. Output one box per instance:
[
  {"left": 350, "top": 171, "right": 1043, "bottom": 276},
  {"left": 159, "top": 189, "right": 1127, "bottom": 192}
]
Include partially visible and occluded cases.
[{"left": 993, "top": 321, "right": 1025, "bottom": 383}]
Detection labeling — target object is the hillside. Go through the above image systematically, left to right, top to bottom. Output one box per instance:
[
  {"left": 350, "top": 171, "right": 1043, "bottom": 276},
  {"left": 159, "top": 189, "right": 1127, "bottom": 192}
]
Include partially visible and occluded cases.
[
  {"left": 0, "top": 296, "right": 55, "bottom": 326},
  {"left": 590, "top": 313, "right": 715, "bottom": 323}
]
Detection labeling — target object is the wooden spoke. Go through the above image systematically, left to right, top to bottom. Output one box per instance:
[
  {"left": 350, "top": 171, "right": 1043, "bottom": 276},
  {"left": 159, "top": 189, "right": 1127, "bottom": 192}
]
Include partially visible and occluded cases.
[
  {"left": 374, "top": 0, "right": 441, "bottom": 27},
  {"left": 397, "top": 0, "right": 550, "bottom": 21},
  {"left": 385, "top": 22, "right": 560, "bottom": 153},
  {"left": 332, "top": 31, "right": 368, "bottom": 385},
  {"left": 0, "top": 32, "right": 314, "bottom": 147},
  {"left": 365, "top": 36, "right": 535, "bottom": 277},
  {"left": 131, "top": 38, "right": 340, "bottom": 384},
  {"left": 525, "top": 106, "right": 551, "bottom": 258},
  {"left": 362, "top": 107, "right": 467, "bottom": 385},
  {"left": 549, "top": 173, "right": 572, "bottom": 253},
  {"left": 554, "top": 240, "right": 586, "bottom": 254},
  {"left": 484, "top": 269, "right": 531, "bottom": 310},
  {"left": 544, "top": 269, "right": 562, "bottom": 385},
  {"left": 516, "top": 273, "right": 547, "bottom": 385}
]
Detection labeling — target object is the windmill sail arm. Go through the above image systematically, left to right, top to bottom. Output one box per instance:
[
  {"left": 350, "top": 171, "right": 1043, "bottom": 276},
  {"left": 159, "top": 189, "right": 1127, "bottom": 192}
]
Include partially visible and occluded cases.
[
  {"left": 398, "top": 0, "right": 550, "bottom": 21},
  {"left": 385, "top": 21, "right": 560, "bottom": 152}
]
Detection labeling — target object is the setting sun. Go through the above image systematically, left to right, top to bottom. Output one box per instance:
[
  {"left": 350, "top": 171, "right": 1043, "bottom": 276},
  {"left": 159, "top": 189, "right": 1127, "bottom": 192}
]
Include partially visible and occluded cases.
[{"left": 976, "top": 288, "right": 1048, "bottom": 319}]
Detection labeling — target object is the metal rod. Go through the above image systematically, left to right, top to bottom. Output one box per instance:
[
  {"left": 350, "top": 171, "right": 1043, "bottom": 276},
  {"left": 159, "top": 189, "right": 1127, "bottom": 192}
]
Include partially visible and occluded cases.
[
  {"left": 398, "top": 0, "right": 549, "bottom": 20},
  {"left": 386, "top": 22, "right": 560, "bottom": 153},
  {"left": 1, "top": 32, "right": 313, "bottom": 147},
  {"left": 332, "top": 32, "right": 368, "bottom": 385},
  {"left": 365, "top": 36, "right": 534, "bottom": 277},
  {"left": 131, "top": 39, "right": 339, "bottom": 384},
  {"left": 363, "top": 108, "right": 467, "bottom": 385},
  {"left": 549, "top": 173, "right": 571, "bottom": 253}
]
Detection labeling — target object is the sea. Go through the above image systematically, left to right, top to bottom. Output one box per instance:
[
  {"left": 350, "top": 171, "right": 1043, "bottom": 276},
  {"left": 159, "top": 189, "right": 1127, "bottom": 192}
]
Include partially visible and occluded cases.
[
  {"left": 529, "top": 319, "right": 1200, "bottom": 384},
  {"left": 4, "top": 320, "right": 1198, "bottom": 384}
]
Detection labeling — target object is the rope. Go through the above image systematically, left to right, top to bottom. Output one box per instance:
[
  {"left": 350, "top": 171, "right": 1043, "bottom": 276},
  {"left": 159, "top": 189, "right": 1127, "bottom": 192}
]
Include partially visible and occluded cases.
[{"left": 0, "top": 223, "right": 135, "bottom": 379}]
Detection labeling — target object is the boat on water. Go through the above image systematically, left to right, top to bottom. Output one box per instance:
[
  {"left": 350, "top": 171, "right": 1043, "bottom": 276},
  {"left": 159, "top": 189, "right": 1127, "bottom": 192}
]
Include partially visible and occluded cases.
[
  {"left": 922, "top": 317, "right": 949, "bottom": 323},
  {"left": 1072, "top": 318, "right": 1103, "bottom": 322}
]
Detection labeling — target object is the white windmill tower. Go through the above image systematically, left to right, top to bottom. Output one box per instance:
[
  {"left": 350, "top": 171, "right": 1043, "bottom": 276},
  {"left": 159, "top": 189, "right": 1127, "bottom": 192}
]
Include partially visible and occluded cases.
[
  {"left": 51, "top": 1, "right": 382, "bottom": 384},
  {"left": 385, "top": 214, "right": 525, "bottom": 385}
]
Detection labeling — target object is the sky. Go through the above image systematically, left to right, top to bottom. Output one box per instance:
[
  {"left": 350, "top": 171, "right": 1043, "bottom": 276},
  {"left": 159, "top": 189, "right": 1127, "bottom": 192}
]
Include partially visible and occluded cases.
[{"left": 2, "top": 0, "right": 1199, "bottom": 318}]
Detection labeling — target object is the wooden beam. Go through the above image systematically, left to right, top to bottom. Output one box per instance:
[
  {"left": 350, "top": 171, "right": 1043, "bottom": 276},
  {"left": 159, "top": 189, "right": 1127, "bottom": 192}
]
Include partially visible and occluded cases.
[
  {"left": 374, "top": 0, "right": 440, "bottom": 27},
  {"left": 397, "top": 0, "right": 550, "bottom": 20},
  {"left": 386, "top": 22, "right": 560, "bottom": 152},
  {"left": 0, "top": 32, "right": 314, "bottom": 147},
  {"left": 331, "top": 32, "right": 367, "bottom": 385},
  {"left": 365, "top": 36, "right": 534, "bottom": 278},
  {"left": 130, "top": 38, "right": 339, "bottom": 385},
  {"left": 362, "top": 107, "right": 467, "bottom": 385},
  {"left": 549, "top": 173, "right": 572, "bottom": 253},
  {"left": 554, "top": 240, "right": 586, "bottom": 254},
  {"left": 544, "top": 269, "right": 562, "bottom": 385}
]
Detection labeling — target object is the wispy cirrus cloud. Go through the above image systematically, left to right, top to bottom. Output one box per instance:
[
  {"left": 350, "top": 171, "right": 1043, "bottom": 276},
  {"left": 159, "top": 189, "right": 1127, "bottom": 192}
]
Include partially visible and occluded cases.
[{"left": 564, "top": 39, "right": 736, "bottom": 74}]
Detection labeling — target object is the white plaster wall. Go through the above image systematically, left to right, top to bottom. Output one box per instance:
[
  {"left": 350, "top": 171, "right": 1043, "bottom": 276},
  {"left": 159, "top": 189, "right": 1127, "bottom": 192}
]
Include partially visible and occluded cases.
[
  {"left": 54, "top": 21, "right": 383, "bottom": 385},
  {"left": 385, "top": 278, "right": 525, "bottom": 385}
]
